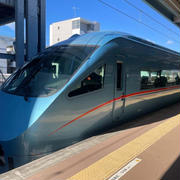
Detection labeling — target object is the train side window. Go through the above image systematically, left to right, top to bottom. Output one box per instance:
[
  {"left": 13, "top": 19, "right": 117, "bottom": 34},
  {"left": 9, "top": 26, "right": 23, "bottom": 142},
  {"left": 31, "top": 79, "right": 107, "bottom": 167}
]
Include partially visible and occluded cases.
[
  {"left": 117, "top": 62, "right": 122, "bottom": 90},
  {"left": 68, "top": 65, "right": 106, "bottom": 97},
  {"left": 140, "top": 69, "right": 180, "bottom": 90},
  {"left": 162, "top": 70, "right": 180, "bottom": 85},
  {"left": 141, "top": 71, "right": 158, "bottom": 89},
  {"left": 176, "top": 71, "right": 180, "bottom": 85}
]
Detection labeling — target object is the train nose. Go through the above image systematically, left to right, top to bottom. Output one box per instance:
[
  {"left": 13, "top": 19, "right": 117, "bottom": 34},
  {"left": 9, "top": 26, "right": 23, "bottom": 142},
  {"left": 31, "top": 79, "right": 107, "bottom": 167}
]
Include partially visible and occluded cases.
[
  {"left": 0, "top": 90, "right": 58, "bottom": 141},
  {"left": 0, "top": 91, "right": 33, "bottom": 141}
]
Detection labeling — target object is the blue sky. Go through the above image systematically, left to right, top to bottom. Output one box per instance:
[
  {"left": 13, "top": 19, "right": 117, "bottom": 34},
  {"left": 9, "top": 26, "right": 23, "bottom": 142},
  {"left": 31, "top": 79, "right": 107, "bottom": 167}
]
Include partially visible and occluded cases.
[{"left": 0, "top": 0, "right": 180, "bottom": 52}]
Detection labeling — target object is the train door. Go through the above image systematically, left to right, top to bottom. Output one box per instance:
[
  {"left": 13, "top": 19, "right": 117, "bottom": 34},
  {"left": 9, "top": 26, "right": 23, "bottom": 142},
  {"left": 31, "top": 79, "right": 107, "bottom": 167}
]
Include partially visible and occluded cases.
[{"left": 113, "top": 61, "right": 125, "bottom": 121}]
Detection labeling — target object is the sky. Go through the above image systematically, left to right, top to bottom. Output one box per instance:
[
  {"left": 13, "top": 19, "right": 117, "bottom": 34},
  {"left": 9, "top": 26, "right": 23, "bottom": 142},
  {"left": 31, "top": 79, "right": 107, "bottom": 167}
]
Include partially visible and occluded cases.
[{"left": 0, "top": 0, "right": 180, "bottom": 52}]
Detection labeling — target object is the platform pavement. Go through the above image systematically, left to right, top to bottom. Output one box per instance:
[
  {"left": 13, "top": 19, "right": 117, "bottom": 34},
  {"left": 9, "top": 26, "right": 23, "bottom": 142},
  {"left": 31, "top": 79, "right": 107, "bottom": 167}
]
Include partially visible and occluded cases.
[{"left": 0, "top": 102, "right": 180, "bottom": 180}]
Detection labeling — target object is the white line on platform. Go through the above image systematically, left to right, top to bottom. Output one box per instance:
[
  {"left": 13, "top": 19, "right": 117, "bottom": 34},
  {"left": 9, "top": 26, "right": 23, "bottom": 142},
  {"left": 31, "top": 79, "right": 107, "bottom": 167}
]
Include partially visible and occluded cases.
[{"left": 108, "top": 158, "right": 142, "bottom": 180}]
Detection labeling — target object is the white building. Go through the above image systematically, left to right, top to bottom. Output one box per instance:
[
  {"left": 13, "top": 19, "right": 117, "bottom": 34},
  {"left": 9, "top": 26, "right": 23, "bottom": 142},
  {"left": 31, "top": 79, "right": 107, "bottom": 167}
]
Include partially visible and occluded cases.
[
  {"left": 50, "top": 17, "right": 100, "bottom": 46},
  {"left": 0, "top": 36, "right": 15, "bottom": 74}
]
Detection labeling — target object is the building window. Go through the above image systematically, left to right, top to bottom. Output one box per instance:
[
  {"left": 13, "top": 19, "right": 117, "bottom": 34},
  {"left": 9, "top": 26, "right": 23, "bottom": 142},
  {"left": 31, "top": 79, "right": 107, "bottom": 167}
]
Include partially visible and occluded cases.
[
  {"left": 72, "top": 20, "right": 80, "bottom": 29},
  {"left": 87, "top": 24, "right": 94, "bottom": 31},
  {"left": 58, "top": 26, "right": 60, "bottom": 30},
  {"left": 57, "top": 38, "right": 60, "bottom": 41},
  {"left": 68, "top": 65, "right": 106, "bottom": 97}
]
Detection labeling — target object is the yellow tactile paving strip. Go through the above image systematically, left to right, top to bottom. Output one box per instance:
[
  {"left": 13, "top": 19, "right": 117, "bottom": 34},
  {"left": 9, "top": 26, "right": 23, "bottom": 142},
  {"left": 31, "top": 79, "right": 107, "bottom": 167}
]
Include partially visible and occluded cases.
[{"left": 69, "top": 115, "right": 180, "bottom": 180}]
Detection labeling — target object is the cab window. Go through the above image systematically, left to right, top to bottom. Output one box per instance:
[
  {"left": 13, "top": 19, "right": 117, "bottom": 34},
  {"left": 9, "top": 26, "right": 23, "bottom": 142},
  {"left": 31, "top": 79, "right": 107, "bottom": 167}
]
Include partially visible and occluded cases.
[{"left": 1, "top": 45, "right": 97, "bottom": 97}]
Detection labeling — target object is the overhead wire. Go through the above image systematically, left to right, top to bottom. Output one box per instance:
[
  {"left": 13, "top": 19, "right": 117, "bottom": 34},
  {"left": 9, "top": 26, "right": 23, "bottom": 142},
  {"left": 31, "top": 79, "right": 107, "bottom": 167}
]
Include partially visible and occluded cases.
[
  {"left": 97, "top": 0, "right": 180, "bottom": 44},
  {"left": 123, "top": 0, "right": 180, "bottom": 38}
]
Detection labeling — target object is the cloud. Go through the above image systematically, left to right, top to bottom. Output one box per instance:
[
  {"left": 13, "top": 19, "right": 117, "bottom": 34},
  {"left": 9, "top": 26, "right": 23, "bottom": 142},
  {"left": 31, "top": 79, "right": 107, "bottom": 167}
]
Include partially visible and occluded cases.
[
  {"left": 6, "top": 22, "right": 15, "bottom": 31},
  {"left": 166, "top": 40, "right": 174, "bottom": 45}
]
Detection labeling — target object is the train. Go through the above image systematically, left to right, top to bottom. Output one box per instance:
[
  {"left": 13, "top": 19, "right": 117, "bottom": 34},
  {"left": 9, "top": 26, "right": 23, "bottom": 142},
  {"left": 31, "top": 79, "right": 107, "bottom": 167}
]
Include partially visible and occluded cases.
[{"left": 0, "top": 32, "right": 180, "bottom": 172}]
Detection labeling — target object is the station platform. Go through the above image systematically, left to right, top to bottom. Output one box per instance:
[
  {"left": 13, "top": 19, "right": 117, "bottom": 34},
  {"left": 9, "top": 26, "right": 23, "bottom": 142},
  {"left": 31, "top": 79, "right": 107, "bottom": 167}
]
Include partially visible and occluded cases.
[{"left": 0, "top": 102, "right": 180, "bottom": 180}]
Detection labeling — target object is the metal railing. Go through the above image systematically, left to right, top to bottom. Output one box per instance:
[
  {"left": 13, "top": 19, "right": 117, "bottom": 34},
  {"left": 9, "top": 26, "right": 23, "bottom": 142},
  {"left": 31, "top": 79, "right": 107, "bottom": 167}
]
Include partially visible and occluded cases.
[
  {"left": 0, "top": 68, "right": 11, "bottom": 86},
  {"left": 0, "top": 69, "right": 6, "bottom": 86}
]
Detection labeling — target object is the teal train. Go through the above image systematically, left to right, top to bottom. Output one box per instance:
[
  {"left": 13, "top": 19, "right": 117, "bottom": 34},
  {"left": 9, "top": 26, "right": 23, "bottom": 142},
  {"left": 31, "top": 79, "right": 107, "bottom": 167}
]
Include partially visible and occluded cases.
[{"left": 0, "top": 32, "right": 180, "bottom": 172}]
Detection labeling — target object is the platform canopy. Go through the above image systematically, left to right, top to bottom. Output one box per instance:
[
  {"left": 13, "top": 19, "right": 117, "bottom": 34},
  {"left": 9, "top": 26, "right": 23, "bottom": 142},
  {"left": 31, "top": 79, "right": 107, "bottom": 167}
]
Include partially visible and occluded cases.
[
  {"left": 0, "top": 0, "right": 15, "bottom": 26},
  {"left": 0, "top": 0, "right": 46, "bottom": 68},
  {"left": 143, "top": 0, "right": 180, "bottom": 28}
]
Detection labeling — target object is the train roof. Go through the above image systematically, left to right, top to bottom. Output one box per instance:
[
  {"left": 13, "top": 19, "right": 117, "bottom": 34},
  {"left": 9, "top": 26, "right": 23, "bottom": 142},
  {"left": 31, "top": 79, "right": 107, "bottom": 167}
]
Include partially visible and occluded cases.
[{"left": 55, "top": 31, "right": 180, "bottom": 57}]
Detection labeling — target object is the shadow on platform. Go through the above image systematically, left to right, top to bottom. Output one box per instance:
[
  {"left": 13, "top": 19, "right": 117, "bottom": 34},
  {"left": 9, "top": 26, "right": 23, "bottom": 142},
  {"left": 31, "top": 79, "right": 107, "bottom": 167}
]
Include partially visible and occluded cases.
[{"left": 161, "top": 155, "right": 180, "bottom": 180}]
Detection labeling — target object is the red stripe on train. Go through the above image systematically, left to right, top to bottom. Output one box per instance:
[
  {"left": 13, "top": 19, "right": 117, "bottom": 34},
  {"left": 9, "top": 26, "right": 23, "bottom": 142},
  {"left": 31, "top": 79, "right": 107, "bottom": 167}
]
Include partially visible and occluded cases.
[{"left": 48, "top": 85, "right": 180, "bottom": 136}]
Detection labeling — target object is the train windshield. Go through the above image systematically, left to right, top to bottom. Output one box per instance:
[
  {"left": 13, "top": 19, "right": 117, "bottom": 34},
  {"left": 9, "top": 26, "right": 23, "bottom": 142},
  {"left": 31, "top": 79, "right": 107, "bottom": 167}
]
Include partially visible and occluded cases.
[{"left": 1, "top": 45, "right": 97, "bottom": 97}]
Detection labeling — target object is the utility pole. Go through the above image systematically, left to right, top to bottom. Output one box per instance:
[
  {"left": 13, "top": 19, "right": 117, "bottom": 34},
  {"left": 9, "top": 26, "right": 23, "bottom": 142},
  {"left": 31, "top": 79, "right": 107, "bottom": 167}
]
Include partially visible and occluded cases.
[{"left": 72, "top": 6, "right": 80, "bottom": 17}]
